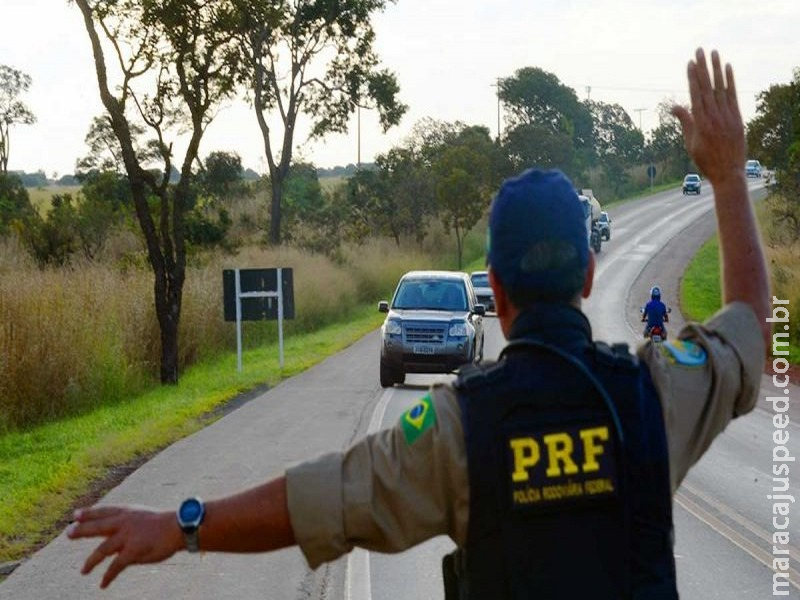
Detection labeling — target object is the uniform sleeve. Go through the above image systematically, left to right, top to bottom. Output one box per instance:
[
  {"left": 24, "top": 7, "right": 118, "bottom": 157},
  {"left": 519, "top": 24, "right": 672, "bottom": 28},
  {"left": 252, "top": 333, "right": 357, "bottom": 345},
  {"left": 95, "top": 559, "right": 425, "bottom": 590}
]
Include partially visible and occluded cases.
[
  {"left": 639, "top": 301, "right": 765, "bottom": 493},
  {"left": 284, "top": 383, "right": 469, "bottom": 569}
]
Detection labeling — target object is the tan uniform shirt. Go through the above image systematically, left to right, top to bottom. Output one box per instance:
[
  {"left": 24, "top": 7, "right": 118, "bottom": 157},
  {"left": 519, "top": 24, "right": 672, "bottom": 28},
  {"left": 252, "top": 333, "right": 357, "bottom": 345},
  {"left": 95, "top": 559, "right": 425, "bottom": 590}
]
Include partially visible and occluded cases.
[{"left": 286, "top": 301, "right": 765, "bottom": 568}]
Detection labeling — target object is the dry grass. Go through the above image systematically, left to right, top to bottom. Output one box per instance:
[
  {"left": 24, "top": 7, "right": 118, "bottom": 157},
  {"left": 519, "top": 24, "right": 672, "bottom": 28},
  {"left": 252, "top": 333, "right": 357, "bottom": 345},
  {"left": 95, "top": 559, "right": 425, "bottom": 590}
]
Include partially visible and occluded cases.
[
  {"left": 758, "top": 200, "right": 799, "bottom": 360},
  {"left": 0, "top": 221, "right": 469, "bottom": 431}
]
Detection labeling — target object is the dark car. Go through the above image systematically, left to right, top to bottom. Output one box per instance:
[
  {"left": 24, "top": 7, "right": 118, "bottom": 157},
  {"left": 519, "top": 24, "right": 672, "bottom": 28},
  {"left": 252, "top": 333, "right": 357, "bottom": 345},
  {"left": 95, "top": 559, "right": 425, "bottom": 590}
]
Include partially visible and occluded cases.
[
  {"left": 745, "top": 159, "right": 762, "bottom": 178},
  {"left": 682, "top": 173, "right": 702, "bottom": 195},
  {"left": 597, "top": 211, "right": 611, "bottom": 241},
  {"left": 378, "top": 270, "right": 485, "bottom": 387},
  {"left": 469, "top": 270, "right": 495, "bottom": 312}
]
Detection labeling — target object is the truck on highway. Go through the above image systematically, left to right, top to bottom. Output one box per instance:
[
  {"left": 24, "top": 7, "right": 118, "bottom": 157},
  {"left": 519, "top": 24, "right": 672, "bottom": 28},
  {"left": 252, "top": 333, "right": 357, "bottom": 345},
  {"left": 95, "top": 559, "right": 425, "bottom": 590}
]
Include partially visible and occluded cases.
[{"left": 578, "top": 188, "right": 603, "bottom": 253}]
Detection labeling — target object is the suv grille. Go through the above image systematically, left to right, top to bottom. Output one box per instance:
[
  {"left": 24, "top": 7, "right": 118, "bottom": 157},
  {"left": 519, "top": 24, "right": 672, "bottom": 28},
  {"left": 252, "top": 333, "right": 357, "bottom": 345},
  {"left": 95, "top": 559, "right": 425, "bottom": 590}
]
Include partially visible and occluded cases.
[{"left": 404, "top": 324, "right": 447, "bottom": 345}]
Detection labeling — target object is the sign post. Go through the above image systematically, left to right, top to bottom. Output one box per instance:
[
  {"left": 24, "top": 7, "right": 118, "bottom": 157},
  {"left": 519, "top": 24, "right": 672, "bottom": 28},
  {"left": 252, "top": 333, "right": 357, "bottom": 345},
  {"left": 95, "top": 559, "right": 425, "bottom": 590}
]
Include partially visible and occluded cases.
[
  {"left": 647, "top": 164, "right": 657, "bottom": 188},
  {"left": 223, "top": 268, "right": 295, "bottom": 372}
]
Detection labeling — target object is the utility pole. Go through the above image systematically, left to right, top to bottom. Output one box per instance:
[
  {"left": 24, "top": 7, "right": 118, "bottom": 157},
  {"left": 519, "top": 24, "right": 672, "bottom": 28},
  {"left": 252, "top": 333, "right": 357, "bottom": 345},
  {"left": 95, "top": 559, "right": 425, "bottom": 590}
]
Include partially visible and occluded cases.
[
  {"left": 490, "top": 79, "right": 502, "bottom": 141},
  {"left": 586, "top": 86, "right": 591, "bottom": 101},
  {"left": 357, "top": 103, "right": 361, "bottom": 168},
  {"left": 634, "top": 107, "right": 646, "bottom": 131}
]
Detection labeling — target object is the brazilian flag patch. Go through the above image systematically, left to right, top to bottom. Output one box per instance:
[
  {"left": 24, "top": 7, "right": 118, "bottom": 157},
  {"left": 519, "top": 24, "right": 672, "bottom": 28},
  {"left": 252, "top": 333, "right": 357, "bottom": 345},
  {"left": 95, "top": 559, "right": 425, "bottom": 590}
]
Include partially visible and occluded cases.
[
  {"left": 660, "top": 339, "right": 708, "bottom": 367},
  {"left": 401, "top": 394, "right": 437, "bottom": 445}
]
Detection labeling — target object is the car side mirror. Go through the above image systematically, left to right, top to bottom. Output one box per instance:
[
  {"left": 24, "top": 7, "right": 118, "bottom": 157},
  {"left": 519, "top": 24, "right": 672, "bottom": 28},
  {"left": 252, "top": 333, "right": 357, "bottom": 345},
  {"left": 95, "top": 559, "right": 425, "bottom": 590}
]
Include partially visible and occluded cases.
[
  {"left": 378, "top": 301, "right": 389, "bottom": 313},
  {"left": 473, "top": 304, "right": 486, "bottom": 316}
]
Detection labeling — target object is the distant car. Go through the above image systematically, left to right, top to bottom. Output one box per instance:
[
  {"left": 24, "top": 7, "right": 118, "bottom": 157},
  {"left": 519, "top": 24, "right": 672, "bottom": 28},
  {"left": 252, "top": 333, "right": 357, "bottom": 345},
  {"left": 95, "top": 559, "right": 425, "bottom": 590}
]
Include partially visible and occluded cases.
[
  {"left": 745, "top": 159, "right": 762, "bottom": 178},
  {"left": 682, "top": 173, "right": 702, "bottom": 195},
  {"left": 597, "top": 211, "right": 611, "bottom": 241},
  {"left": 378, "top": 270, "right": 485, "bottom": 387},
  {"left": 469, "top": 270, "right": 495, "bottom": 312}
]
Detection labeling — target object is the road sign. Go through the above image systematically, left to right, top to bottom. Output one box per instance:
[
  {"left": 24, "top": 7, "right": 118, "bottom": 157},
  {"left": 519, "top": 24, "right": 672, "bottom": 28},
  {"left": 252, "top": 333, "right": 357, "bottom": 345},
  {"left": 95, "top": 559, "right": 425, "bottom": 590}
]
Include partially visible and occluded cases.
[{"left": 222, "top": 268, "right": 294, "bottom": 371}]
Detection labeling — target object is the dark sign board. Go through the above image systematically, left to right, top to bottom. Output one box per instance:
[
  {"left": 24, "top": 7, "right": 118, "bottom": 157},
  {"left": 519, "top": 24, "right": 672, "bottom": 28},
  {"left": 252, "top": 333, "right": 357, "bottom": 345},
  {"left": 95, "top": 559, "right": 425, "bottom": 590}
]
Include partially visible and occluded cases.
[{"left": 223, "top": 268, "right": 295, "bottom": 322}]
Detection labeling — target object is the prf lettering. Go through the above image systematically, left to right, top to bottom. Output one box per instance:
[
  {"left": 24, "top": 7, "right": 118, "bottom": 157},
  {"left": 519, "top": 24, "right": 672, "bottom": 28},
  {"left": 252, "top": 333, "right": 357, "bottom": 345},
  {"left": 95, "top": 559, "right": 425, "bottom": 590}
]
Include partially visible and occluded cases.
[{"left": 510, "top": 426, "right": 609, "bottom": 482}]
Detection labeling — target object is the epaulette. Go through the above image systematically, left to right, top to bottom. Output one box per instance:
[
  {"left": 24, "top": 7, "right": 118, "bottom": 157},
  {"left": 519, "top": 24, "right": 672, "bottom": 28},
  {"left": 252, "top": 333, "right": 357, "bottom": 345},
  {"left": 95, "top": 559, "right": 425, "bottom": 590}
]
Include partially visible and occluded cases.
[
  {"left": 593, "top": 341, "right": 638, "bottom": 370},
  {"left": 453, "top": 360, "right": 500, "bottom": 392}
]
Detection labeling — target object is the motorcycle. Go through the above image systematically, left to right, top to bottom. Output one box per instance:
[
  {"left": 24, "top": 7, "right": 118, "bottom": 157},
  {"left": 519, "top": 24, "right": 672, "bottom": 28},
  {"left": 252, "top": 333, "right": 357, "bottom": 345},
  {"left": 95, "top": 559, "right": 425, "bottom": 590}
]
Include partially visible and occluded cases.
[
  {"left": 590, "top": 224, "right": 602, "bottom": 254},
  {"left": 640, "top": 306, "right": 671, "bottom": 343},
  {"left": 646, "top": 324, "right": 667, "bottom": 343}
]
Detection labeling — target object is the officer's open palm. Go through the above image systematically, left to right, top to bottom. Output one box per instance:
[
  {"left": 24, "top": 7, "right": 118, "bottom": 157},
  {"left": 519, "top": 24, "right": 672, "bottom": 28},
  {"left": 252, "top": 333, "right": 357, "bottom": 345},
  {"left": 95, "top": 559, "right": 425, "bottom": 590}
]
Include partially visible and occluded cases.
[
  {"left": 671, "top": 48, "right": 745, "bottom": 186},
  {"left": 67, "top": 505, "right": 183, "bottom": 589}
]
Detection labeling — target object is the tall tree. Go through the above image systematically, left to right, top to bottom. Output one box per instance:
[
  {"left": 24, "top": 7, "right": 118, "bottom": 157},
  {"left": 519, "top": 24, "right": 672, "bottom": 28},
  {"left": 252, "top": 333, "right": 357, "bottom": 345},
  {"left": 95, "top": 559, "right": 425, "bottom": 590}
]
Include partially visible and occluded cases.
[
  {"left": 73, "top": 0, "right": 239, "bottom": 383},
  {"left": 234, "top": 0, "right": 407, "bottom": 244},
  {"left": 0, "top": 65, "right": 36, "bottom": 175},
  {"left": 498, "top": 66, "right": 592, "bottom": 178},
  {"left": 746, "top": 69, "right": 799, "bottom": 172},
  {"left": 747, "top": 69, "right": 800, "bottom": 245},
  {"left": 586, "top": 100, "right": 644, "bottom": 196},
  {"left": 645, "top": 100, "right": 691, "bottom": 180},
  {"left": 76, "top": 115, "right": 159, "bottom": 175},
  {"left": 433, "top": 125, "right": 500, "bottom": 269},
  {"left": 353, "top": 146, "right": 436, "bottom": 245},
  {"left": 201, "top": 150, "right": 244, "bottom": 200}
]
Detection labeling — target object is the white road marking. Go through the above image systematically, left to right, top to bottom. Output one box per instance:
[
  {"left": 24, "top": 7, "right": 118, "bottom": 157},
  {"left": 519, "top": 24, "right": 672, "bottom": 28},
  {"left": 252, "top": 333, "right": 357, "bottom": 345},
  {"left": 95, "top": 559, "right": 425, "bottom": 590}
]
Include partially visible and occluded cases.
[{"left": 345, "top": 387, "right": 394, "bottom": 600}]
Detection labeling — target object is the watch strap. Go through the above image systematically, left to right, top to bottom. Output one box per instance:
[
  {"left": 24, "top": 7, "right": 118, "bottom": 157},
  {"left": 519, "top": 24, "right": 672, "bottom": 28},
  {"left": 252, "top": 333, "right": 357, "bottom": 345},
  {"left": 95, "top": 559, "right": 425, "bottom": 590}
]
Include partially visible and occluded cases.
[{"left": 183, "top": 528, "right": 200, "bottom": 553}]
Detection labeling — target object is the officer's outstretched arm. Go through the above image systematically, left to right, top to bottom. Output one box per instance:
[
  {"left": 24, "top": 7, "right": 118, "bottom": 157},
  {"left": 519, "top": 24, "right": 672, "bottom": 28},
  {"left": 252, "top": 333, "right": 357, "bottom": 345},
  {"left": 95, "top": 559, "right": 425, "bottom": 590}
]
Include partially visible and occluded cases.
[
  {"left": 672, "top": 49, "right": 770, "bottom": 351},
  {"left": 68, "top": 476, "right": 295, "bottom": 588}
]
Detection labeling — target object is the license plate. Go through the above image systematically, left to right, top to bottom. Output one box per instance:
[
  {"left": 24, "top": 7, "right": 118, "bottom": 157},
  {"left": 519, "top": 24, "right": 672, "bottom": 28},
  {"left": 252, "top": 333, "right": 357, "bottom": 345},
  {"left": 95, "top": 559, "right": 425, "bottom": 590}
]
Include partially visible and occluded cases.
[{"left": 413, "top": 344, "right": 435, "bottom": 355}]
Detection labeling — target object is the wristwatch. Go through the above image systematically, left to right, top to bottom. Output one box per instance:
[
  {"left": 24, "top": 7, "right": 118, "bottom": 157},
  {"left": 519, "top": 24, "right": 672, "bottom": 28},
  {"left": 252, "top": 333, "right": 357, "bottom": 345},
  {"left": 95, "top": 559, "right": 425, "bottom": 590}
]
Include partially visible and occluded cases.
[{"left": 177, "top": 497, "right": 205, "bottom": 552}]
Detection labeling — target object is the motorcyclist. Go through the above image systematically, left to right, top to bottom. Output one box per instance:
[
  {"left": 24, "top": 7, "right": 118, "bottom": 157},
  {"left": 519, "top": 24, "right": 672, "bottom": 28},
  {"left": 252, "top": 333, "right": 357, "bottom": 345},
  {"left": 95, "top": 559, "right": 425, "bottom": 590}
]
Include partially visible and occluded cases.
[{"left": 642, "top": 286, "right": 669, "bottom": 339}]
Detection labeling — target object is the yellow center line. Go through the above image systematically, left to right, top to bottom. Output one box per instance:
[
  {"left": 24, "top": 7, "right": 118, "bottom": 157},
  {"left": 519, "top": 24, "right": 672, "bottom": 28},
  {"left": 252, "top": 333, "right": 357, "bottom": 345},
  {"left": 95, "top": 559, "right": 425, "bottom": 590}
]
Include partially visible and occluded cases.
[
  {"left": 681, "top": 481, "right": 800, "bottom": 564},
  {"left": 675, "top": 489, "right": 800, "bottom": 590}
]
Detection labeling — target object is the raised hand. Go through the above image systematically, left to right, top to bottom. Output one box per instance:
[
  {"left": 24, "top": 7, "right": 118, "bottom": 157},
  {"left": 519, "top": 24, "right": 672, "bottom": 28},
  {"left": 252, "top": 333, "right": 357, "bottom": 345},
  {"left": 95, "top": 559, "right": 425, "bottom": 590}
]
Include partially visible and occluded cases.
[{"left": 671, "top": 48, "right": 746, "bottom": 186}]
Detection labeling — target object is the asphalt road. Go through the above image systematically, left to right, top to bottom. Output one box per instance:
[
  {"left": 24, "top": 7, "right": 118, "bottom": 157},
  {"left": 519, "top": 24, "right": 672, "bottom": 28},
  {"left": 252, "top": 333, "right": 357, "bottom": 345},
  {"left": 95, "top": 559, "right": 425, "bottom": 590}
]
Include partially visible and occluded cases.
[{"left": 2, "top": 179, "right": 797, "bottom": 599}]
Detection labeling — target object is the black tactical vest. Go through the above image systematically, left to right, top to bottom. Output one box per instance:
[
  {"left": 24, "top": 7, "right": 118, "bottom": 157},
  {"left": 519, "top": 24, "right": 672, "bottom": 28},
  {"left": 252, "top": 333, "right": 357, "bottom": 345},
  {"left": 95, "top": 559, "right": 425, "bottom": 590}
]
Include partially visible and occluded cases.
[{"left": 447, "top": 305, "right": 677, "bottom": 599}]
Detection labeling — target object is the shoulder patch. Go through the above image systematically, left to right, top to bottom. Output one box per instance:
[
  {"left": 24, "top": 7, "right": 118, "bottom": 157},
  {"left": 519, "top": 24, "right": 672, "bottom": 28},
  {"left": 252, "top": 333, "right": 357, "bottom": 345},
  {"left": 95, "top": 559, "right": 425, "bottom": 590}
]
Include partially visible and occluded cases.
[
  {"left": 659, "top": 339, "right": 707, "bottom": 367},
  {"left": 401, "top": 393, "right": 437, "bottom": 445}
]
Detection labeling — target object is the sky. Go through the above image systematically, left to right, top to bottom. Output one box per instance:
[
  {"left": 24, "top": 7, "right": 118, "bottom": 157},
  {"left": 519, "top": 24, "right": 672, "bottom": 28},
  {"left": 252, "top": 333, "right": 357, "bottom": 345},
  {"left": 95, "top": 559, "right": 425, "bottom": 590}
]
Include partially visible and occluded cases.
[{"left": 2, "top": 0, "right": 798, "bottom": 178}]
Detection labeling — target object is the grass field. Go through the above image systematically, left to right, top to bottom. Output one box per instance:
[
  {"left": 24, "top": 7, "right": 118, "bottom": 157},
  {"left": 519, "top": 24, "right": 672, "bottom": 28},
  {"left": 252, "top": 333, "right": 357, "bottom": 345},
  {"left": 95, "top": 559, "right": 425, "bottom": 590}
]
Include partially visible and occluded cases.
[
  {"left": 319, "top": 175, "right": 347, "bottom": 193},
  {"left": 26, "top": 185, "right": 82, "bottom": 214},
  {"left": 680, "top": 235, "right": 723, "bottom": 322}
]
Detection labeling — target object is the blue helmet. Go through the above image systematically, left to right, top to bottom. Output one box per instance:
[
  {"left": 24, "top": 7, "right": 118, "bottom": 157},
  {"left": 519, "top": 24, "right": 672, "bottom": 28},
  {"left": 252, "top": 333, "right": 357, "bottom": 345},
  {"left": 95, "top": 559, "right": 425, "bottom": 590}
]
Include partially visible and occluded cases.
[{"left": 650, "top": 286, "right": 661, "bottom": 301}]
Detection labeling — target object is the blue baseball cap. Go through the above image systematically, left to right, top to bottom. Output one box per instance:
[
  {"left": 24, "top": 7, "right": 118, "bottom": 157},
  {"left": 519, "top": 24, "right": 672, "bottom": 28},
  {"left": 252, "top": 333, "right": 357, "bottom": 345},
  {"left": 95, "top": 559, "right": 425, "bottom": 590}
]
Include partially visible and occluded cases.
[{"left": 487, "top": 168, "right": 589, "bottom": 301}]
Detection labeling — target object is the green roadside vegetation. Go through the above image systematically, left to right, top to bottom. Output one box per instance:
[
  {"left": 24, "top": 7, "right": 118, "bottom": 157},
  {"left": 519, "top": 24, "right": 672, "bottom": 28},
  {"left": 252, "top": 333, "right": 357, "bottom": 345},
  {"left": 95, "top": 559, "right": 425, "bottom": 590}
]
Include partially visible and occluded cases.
[
  {"left": 602, "top": 179, "right": 682, "bottom": 210},
  {"left": 681, "top": 204, "right": 800, "bottom": 363},
  {"left": 0, "top": 221, "right": 488, "bottom": 566},
  {"left": 680, "top": 236, "right": 724, "bottom": 322},
  {"left": 0, "top": 304, "right": 385, "bottom": 564}
]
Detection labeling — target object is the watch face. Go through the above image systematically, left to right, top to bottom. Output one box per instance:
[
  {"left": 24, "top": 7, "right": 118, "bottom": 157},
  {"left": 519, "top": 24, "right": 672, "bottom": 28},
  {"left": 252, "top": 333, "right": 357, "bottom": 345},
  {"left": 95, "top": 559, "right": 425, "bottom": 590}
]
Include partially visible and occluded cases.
[{"left": 179, "top": 498, "right": 203, "bottom": 524}]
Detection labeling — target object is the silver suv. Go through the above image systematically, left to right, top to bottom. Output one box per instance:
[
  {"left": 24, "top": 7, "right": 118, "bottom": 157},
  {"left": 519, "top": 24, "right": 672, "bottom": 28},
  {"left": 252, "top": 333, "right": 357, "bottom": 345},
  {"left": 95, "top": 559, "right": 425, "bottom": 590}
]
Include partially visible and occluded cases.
[{"left": 378, "top": 270, "right": 485, "bottom": 387}]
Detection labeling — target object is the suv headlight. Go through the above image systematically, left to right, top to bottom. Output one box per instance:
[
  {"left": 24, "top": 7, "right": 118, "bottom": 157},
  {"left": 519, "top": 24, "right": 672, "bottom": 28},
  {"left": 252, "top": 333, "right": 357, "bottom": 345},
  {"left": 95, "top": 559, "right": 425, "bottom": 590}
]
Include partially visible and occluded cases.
[
  {"left": 384, "top": 319, "right": 402, "bottom": 336},
  {"left": 449, "top": 322, "right": 468, "bottom": 337}
]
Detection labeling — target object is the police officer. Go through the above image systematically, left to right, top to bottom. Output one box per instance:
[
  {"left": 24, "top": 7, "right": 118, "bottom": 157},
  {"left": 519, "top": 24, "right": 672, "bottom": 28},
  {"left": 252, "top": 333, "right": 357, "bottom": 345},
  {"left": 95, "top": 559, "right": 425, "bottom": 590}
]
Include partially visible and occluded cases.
[{"left": 68, "top": 48, "right": 770, "bottom": 597}]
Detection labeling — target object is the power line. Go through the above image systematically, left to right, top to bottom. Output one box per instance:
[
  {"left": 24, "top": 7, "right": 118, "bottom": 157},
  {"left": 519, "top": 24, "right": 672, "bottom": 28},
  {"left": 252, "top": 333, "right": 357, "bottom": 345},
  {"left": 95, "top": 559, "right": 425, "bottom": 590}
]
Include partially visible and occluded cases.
[{"left": 569, "top": 82, "right": 760, "bottom": 96}]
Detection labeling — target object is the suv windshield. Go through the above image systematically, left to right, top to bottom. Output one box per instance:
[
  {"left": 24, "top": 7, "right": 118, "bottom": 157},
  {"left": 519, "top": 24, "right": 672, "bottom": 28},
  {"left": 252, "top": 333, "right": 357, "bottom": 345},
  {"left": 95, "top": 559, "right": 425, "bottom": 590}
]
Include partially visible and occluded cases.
[
  {"left": 685, "top": 175, "right": 700, "bottom": 182},
  {"left": 470, "top": 273, "right": 489, "bottom": 287},
  {"left": 393, "top": 279, "right": 467, "bottom": 311}
]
